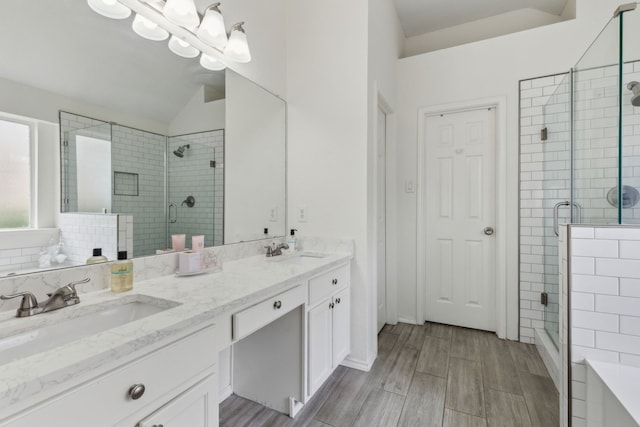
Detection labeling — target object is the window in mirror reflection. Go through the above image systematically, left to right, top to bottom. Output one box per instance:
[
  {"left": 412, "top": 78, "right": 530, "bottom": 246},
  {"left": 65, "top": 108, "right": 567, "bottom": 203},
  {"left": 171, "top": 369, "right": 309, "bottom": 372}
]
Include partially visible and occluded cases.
[
  {"left": 0, "top": 118, "right": 31, "bottom": 228},
  {"left": 76, "top": 135, "right": 111, "bottom": 212}
]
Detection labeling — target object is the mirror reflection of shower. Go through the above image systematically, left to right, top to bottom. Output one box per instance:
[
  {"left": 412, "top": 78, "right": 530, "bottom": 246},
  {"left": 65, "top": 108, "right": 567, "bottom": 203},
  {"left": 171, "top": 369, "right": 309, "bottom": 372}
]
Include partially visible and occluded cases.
[
  {"left": 628, "top": 81, "right": 640, "bottom": 106},
  {"left": 173, "top": 144, "right": 190, "bottom": 157}
]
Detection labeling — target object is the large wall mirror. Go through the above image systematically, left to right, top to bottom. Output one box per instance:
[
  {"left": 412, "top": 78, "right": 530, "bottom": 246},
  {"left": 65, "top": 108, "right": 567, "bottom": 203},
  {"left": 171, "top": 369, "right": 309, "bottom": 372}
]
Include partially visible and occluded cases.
[{"left": 0, "top": 0, "right": 286, "bottom": 275}]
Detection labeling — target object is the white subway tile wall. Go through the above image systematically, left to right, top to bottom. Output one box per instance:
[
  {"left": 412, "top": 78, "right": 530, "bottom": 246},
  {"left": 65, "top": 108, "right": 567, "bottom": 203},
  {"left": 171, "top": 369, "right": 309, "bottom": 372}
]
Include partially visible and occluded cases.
[
  {"left": 519, "top": 63, "right": 640, "bottom": 344},
  {"left": 520, "top": 73, "right": 570, "bottom": 344},
  {"left": 60, "top": 113, "right": 225, "bottom": 257},
  {"left": 111, "top": 125, "right": 166, "bottom": 257},
  {"left": 168, "top": 130, "right": 224, "bottom": 249},
  {"left": 59, "top": 213, "right": 120, "bottom": 264},
  {"left": 565, "top": 225, "right": 640, "bottom": 423},
  {"left": 0, "top": 246, "right": 44, "bottom": 274}
]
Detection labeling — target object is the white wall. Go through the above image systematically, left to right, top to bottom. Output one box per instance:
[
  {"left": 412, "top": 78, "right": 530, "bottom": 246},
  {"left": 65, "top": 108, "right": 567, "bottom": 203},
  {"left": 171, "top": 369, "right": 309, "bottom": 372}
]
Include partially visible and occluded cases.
[
  {"left": 224, "top": 0, "right": 287, "bottom": 98},
  {"left": 286, "top": 0, "right": 371, "bottom": 368},
  {"left": 395, "top": 0, "right": 623, "bottom": 339},
  {"left": 225, "top": 70, "right": 286, "bottom": 243},
  {"left": 0, "top": 77, "right": 168, "bottom": 135},
  {"left": 168, "top": 87, "right": 225, "bottom": 136}
]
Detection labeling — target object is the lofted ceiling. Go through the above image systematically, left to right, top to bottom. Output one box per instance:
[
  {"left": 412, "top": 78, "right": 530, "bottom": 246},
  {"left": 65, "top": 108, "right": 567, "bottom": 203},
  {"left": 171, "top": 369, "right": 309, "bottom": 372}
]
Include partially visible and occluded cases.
[
  {"left": 0, "top": 0, "right": 225, "bottom": 126},
  {"left": 394, "top": 0, "right": 572, "bottom": 54}
]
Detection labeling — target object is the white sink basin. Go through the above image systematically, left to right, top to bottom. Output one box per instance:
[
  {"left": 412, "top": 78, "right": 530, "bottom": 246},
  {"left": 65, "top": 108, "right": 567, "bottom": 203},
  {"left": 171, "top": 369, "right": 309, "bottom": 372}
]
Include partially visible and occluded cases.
[
  {"left": 267, "top": 252, "right": 328, "bottom": 264},
  {"left": 0, "top": 297, "right": 179, "bottom": 365}
]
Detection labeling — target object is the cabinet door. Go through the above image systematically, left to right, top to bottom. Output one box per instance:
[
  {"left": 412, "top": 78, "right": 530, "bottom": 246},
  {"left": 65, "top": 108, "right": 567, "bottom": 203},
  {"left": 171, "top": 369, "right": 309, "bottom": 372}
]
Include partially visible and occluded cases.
[
  {"left": 332, "top": 288, "right": 350, "bottom": 367},
  {"left": 308, "top": 300, "right": 333, "bottom": 396},
  {"left": 137, "top": 374, "right": 218, "bottom": 427}
]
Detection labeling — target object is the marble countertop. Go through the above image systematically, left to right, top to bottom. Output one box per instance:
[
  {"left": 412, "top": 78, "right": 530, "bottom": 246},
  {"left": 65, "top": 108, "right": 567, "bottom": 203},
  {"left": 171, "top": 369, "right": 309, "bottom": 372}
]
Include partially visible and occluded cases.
[
  {"left": 0, "top": 251, "right": 351, "bottom": 416},
  {"left": 586, "top": 359, "right": 640, "bottom": 425}
]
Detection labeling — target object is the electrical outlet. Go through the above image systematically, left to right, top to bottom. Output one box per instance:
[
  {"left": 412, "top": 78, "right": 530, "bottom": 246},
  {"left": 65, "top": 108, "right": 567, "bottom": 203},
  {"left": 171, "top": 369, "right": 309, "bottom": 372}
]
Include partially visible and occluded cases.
[
  {"left": 298, "top": 206, "right": 308, "bottom": 222},
  {"left": 269, "top": 207, "right": 278, "bottom": 222}
]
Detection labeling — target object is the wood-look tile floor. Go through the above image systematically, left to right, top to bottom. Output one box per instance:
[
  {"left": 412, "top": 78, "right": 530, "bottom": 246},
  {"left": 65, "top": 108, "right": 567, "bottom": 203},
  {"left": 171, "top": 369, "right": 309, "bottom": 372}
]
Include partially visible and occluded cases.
[{"left": 219, "top": 322, "right": 559, "bottom": 427}]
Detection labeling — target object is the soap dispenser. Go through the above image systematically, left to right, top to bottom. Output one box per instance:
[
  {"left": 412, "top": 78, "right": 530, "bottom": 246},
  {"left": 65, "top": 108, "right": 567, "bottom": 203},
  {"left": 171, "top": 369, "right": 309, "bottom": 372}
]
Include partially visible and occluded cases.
[
  {"left": 287, "top": 229, "right": 298, "bottom": 252},
  {"left": 86, "top": 248, "right": 108, "bottom": 264},
  {"left": 111, "top": 251, "right": 133, "bottom": 293}
]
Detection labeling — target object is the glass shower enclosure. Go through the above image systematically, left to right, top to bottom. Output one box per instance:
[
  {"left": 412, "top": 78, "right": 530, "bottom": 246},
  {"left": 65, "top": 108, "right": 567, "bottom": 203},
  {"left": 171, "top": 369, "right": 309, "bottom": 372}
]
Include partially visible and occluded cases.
[{"left": 540, "top": 3, "right": 640, "bottom": 349}]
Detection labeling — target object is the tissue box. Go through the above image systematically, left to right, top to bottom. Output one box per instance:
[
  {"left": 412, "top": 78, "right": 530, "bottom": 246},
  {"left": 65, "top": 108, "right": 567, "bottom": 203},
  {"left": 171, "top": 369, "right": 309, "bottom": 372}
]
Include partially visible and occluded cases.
[{"left": 179, "top": 251, "right": 201, "bottom": 274}]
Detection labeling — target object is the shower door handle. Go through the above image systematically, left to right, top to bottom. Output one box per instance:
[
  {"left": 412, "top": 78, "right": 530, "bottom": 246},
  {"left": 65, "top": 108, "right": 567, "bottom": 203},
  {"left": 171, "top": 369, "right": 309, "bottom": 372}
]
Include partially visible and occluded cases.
[
  {"left": 553, "top": 201, "right": 571, "bottom": 236},
  {"left": 168, "top": 203, "right": 177, "bottom": 224}
]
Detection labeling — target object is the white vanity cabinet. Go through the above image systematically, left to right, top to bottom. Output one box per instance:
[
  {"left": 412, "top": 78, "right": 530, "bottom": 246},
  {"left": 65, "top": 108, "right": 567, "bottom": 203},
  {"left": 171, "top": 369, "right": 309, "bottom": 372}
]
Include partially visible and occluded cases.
[
  {"left": 307, "top": 263, "right": 350, "bottom": 397},
  {"left": 4, "top": 324, "right": 218, "bottom": 427},
  {"left": 137, "top": 373, "right": 218, "bottom": 427}
]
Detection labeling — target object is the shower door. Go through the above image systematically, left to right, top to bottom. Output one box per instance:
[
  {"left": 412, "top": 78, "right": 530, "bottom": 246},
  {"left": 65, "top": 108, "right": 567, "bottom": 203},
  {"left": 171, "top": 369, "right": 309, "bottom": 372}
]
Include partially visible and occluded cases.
[
  {"left": 571, "top": 18, "right": 621, "bottom": 226},
  {"left": 541, "top": 74, "right": 571, "bottom": 349},
  {"left": 167, "top": 132, "right": 223, "bottom": 250}
]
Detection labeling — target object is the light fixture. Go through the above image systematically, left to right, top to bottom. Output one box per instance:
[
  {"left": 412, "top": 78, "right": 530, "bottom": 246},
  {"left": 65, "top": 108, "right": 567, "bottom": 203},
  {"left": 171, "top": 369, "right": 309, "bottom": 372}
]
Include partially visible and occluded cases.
[
  {"left": 87, "top": 0, "right": 252, "bottom": 71},
  {"left": 88, "top": 0, "right": 131, "bottom": 19},
  {"left": 163, "top": 0, "right": 199, "bottom": 30},
  {"left": 196, "top": 3, "right": 227, "bottom": 49},
  {"left": 132, "top": 13, "right": 169, "bottom": 40},
  {"left": 225, "top": 22, "right": 251, "bottom": 63},
  {"left": 168, "top": 35, "right": 200, "bottom": 58},
  {"left": 200, "top": 53, "right": 225, "bottom": 71}
]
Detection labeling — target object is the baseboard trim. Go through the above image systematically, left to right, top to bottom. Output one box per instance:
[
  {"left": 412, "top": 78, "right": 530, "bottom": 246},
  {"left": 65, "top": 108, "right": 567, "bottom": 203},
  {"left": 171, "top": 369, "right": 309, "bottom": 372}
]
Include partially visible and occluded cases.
[
  {"left": 341, "top": 352, "right": 376, "bottom": 372},
  {"left": 219, "top": 384, "right": 233, "bottom": 403}
]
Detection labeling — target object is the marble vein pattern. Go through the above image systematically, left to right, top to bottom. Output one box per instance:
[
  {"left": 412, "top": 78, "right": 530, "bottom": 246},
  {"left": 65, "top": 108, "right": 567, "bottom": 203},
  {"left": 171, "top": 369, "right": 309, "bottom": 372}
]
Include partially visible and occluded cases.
[{"left": 0, "top": 240, "right": 353, "bottom": 418}]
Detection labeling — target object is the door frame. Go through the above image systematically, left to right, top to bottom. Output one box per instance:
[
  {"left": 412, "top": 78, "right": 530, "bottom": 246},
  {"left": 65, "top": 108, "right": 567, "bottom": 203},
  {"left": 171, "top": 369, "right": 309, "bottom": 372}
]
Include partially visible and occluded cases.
[
  {"left": 373, "top": 91, "right": 397, "bottom": 330},
  {"left": 416, "top": 97, "right": 508, "bottom": 338}
]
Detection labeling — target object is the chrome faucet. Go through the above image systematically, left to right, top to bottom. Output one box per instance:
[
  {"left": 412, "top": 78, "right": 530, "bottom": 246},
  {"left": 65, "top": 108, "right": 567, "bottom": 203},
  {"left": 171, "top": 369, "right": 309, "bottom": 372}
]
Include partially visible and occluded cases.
[
  {"left": 265, "top": 242, "right": 289, "bottom": 257},
  {"left": 0, "top": 278, "right": 90, "bottom": 318}
]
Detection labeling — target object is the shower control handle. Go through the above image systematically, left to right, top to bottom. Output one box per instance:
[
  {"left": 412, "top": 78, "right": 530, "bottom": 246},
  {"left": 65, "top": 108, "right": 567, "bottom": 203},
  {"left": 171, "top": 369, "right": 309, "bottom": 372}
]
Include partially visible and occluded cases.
[{"left": 483, "top": 227, "right": 494, "bottom": 236}]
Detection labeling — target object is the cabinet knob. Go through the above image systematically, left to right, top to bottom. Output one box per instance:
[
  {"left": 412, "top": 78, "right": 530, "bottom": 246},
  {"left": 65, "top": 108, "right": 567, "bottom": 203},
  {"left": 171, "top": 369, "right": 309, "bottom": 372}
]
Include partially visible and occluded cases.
[
  {"left": 332, "top": 278, "right": 338, "bottom": 285},
  {"left": 335, "top": 297, "right": 341, "bottom": 304},
  {"left": 273, "top": 300, "right": 282, "bottom": 309},
  {"left": 329, "top": 302, "right": 334, "bottom": 309},
  {"left": 128, "top": 383, "right": 146, "bottom": 400}
]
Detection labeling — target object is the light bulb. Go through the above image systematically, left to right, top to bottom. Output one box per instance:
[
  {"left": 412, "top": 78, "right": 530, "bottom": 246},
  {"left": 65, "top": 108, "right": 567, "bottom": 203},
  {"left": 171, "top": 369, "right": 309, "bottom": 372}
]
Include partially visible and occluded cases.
[
  {"left": 87, "top": 0, "right": 131, "bottom": 19},
  {"left": 163, "top": 0, "right": 200, "bottom": 30},
  {"left": 197, "top": 5, "right": 227, "bottom": 49},
  {"left": 132, "top": 14, "right": 169, "bottom": 41},
  {"left": 225, "top": 23, "right": 251, "bottom": 63},
  {"left": 168, "top": 35, "right": 200, "bottom": 58},
  {"left": 200, "top": 53, "right": 226, "bottom": 71}
]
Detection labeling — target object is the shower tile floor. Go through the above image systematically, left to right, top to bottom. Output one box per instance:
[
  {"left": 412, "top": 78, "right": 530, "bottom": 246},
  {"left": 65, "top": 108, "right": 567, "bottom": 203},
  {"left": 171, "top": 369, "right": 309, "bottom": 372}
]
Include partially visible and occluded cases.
[{"left": 219, "top": 322, "right": 559, "bottom": 427}]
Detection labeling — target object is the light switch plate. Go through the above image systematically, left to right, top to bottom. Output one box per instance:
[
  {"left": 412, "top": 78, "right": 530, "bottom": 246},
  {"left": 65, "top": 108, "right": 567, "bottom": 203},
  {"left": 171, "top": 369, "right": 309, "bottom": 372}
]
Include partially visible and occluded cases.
[{"left": 405, "top": 180, "right": 416, "bottom": 193}]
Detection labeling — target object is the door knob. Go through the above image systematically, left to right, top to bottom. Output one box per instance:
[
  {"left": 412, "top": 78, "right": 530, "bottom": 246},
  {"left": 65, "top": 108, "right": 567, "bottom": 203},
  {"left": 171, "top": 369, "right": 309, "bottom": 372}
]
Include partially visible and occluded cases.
[{"left": 483, "top": 227, "right": 495, "bottom": 236}]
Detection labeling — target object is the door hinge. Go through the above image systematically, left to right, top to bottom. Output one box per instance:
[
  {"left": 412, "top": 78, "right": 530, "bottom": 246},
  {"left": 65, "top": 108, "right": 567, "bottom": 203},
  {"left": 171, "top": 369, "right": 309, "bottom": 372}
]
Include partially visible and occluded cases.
[
  {"left": 540, "top": 127, "right": 548, "bottom": 141},
  {"left": 540, "top": 292, "right": 548, "bottom": 306}
]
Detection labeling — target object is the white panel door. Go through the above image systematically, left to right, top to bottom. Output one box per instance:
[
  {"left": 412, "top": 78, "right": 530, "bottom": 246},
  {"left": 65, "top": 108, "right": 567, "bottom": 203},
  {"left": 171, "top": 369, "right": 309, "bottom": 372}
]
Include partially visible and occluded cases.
[
  {"left": 376, "top": 106, "right": 387, "bottom": 332},
  {"left": 424, "top": 108, "right": 496, "bottom": 331}
]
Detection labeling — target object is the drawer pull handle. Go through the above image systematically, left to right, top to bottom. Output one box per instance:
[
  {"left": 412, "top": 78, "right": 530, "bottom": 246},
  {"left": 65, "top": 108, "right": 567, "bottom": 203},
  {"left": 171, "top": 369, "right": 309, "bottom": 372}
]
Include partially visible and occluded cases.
[
  {"left": 332, "top": 278, "right": 338, "bottom": 285},
  {"left": 335, "top": 297, "right": 341, "bottom": 304},
  {"left": 273, "top": 300, "right": 282, "bottom": 309},
  {"left": 329, "top": 302, "right": 334, "bottom": 309},
  {"left": 128, "top": 383, "right": 146, "bottom": 400}
]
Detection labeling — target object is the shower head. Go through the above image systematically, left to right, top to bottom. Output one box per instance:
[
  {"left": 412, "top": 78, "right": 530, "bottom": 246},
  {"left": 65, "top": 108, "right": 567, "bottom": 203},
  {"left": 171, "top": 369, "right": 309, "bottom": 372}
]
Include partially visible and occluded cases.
[
  {"left": 627, "top": 81, "right": 640, "bottom": 107},
  {"left": 173, "top": 144, "right": 190, "bottom": 158}
]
